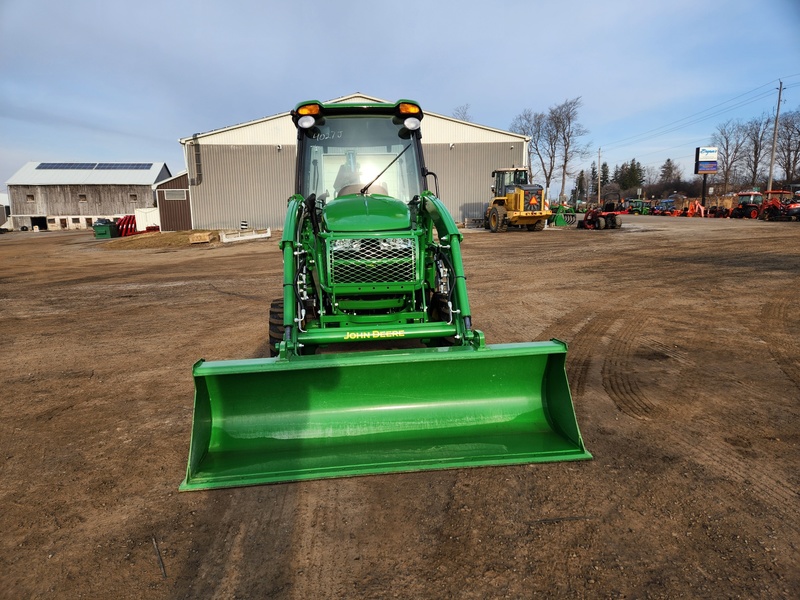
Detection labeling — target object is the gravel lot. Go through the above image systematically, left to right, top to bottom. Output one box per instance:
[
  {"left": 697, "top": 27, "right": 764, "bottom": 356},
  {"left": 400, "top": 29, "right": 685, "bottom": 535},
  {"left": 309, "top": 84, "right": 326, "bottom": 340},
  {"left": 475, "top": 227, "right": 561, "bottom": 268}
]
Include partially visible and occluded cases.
[{"left": 1, "top": 214, "right": 798, "bottom": 599}]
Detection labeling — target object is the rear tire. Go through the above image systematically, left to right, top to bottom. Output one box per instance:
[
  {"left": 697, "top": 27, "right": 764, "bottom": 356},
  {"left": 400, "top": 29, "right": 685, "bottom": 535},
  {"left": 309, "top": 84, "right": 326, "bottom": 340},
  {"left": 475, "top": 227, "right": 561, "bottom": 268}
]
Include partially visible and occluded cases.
[
  {"left": 597, "top": 216, "right": 606, "bottom": 230},
  {"left": 268, "top": 299, "right": 284, "bottom": 357}
]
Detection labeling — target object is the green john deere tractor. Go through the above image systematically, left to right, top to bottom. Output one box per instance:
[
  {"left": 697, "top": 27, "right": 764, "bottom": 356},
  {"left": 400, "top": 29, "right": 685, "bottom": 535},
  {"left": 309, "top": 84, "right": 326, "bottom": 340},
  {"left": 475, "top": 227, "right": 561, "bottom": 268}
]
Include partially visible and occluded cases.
[{"left": 180, "top": 99, "right": 591, "bottom": 491}]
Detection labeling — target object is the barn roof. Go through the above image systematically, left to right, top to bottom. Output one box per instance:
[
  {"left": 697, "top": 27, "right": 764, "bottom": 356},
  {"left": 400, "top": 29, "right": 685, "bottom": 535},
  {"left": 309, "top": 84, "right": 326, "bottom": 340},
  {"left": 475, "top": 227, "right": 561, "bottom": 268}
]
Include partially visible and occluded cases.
[
  {"left": 179, "top": 93, "right": 529, "bottom": 146},
  {"left": 6, "top": 162, "right": 171, "bottom": 186}
]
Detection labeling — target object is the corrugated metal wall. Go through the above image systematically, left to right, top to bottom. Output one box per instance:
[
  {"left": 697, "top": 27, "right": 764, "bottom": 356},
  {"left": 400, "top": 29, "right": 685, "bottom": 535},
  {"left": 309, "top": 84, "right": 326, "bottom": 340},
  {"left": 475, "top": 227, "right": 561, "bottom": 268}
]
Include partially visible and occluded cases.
[
  {"left": 185, "top": 141, "right": 524, "bottom": 230},
  {"left": 424, "top": 142, "right": 526, "bottom": 222},
  {"left": 187, "top": 144, "right": 296, "bottom": 230}
]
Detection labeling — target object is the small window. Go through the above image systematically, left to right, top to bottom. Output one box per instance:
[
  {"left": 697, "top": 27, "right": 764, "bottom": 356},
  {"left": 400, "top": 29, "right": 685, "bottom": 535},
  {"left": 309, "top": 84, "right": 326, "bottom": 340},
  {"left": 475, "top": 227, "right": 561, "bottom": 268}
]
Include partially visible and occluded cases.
[
  {"left": 163, "top": 190, "right": 186, "bottom": 200},
  {"left": 26, "top": 194, "right": 34, "bottom": 202},
  {"left": 78, "top": 194, "right": 87, "bottom": 202},
  {"left": 129, "top": 194, "right": 138, "bottom": 203},
  {"left": 71, "top": 217, "right": 80, "bottom": 224},
  {"left": 47, "top": 218, "right": 56, "bottom": 224}
]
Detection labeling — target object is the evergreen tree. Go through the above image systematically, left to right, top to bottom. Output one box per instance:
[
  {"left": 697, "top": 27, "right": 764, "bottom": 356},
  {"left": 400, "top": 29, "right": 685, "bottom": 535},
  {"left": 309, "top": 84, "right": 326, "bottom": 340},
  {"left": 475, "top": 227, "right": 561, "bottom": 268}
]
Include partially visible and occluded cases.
[
  {"left": 617, "top": 158, "right": 644, "bottom": 190},
  {"left": 659, "top": 159, "right": 679, "bottom": 184},
  {"left": 601, "top": 162, "right": 610, "bottom": 188},
  {"left": 612, "top": 164, "right": 623, "bottom": 184},
  {"left": 577, "top": 169, "right": 587, "bottom": 200}
]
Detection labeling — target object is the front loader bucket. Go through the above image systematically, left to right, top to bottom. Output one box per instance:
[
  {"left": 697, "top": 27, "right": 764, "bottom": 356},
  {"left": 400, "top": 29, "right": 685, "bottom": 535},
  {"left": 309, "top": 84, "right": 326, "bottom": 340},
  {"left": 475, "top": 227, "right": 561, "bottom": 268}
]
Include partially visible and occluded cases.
[{"left": 180, "top": 340, "right": 591, "bottom": 491}]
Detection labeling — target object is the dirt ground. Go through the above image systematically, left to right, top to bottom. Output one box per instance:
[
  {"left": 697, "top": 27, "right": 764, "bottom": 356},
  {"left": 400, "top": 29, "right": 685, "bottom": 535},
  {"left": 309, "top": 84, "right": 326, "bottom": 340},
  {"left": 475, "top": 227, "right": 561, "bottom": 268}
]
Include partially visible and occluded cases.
[{"left": 1, "top": 215, "right": 798, "bottom": 599}]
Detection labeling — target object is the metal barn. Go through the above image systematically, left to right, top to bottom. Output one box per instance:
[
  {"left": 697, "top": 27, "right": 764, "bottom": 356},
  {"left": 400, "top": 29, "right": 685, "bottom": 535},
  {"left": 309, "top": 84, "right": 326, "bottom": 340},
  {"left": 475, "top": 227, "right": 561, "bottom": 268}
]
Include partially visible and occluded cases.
[{"left": 180, "top": 94, "right": 528, "bottom": 230}]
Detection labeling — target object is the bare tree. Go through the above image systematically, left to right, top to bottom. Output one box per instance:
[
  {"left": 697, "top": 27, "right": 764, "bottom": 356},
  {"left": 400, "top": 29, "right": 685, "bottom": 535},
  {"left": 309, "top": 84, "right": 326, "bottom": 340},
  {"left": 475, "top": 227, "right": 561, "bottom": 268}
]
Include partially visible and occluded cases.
[
  {"left": 549, "top": 97, "right": 590, "bottom": 200},
  {"left": 452, "top": 103, "right": 472, "bottom": 122},
  {"left": 510, "top": 108, "right": 558, "bottom": 193},
  {"left": 775, "top": 108, "right": 800, "bottom": 184},
  {"left": 742, "top": 113, "right": 772, "bottom": 188},
  {"left": 710, "top": 119, "right": 747, "bottom": 194},
  {"left": 644, "top": 165, "right": 659, "bottom": 188}
]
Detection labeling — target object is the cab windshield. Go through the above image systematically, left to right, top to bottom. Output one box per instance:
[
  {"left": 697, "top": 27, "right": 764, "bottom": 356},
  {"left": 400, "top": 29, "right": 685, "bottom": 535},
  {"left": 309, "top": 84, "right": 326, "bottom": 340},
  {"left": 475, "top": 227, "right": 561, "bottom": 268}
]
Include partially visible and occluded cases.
[
  {"left": 298, "top": 115, "right": 424, "bottom": 203},
  {"left": 738, "top": 194, "right": 762, "bottom": 204}
]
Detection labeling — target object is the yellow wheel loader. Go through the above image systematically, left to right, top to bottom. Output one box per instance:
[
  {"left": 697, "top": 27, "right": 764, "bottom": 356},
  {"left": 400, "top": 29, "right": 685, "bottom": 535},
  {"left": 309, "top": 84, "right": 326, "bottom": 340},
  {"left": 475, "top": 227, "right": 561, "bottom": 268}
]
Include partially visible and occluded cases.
[
  {"left": 180, "top": 100, "right": 590, "bottom": 491},
  {"left": 483, "top": 168, "right": 550, "bottom": 232}
]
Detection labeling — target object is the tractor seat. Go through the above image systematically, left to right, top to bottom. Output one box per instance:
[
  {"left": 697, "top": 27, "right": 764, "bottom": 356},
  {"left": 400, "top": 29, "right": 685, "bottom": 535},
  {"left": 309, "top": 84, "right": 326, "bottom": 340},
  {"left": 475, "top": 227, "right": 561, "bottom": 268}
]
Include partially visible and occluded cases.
[{"left": 337, "top": 183, "right": 389, "bottom": 197}]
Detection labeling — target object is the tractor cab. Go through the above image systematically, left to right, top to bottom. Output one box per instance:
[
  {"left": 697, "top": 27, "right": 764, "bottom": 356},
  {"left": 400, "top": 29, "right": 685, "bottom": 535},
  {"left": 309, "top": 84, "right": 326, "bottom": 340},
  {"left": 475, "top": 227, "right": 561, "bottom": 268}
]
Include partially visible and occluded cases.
[
  {"left": 493, "top": 168, "right": 529, "bottom": 194},
  {"left": 731, "top": 191, "right": 763, "bottom": 219}
]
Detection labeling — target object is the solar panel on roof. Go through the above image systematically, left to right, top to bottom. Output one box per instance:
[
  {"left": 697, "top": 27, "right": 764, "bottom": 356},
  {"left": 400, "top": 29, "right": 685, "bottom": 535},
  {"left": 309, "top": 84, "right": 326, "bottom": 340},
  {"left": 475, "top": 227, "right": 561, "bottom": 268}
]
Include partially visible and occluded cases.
[
  {"left": 37, "top": 163, "right": 97, "bottom": 170},
  {"left": 95, "top": 163, "right": 153, "bottom": 170}
]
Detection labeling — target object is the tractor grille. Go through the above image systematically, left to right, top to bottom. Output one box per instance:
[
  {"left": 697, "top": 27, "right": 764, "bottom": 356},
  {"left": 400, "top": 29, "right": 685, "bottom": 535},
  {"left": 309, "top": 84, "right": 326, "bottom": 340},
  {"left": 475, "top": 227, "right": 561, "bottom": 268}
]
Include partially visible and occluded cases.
[{"left": 328, "top": 238, "right": 417, "bottom": 284}]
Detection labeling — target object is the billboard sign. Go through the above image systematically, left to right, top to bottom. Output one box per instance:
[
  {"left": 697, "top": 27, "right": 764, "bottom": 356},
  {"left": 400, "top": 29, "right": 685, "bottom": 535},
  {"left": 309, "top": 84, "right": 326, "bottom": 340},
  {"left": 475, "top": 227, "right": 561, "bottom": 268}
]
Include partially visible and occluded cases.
[
  {"left": 695, "top": 147, "right": 718, "bottom": 174},
  {"left": 696, "top": 147, "right": 718, "bottom": 162}
]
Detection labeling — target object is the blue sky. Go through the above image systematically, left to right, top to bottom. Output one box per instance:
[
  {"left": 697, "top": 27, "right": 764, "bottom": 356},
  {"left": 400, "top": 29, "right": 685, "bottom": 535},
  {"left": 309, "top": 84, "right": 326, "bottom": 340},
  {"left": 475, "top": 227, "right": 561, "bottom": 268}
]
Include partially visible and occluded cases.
[{"left": 2, "top": 0, "right": 799, "bottom": 196}]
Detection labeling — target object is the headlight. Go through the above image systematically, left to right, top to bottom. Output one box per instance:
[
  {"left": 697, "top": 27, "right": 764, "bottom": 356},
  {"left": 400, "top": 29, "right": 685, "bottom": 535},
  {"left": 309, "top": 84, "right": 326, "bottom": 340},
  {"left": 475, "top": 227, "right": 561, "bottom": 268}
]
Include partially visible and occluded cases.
[
  {"left": 297, "top": 115, "right": 316, "bottom": 129},
  {"left": 403, "top": 117, "right": 421, "bottom": 131},
  {"left": 379, "top": 238, "right": 413, "bottom": 251},
  {"left": 331, "top": 239, "right": 361, "bottom": 252}
]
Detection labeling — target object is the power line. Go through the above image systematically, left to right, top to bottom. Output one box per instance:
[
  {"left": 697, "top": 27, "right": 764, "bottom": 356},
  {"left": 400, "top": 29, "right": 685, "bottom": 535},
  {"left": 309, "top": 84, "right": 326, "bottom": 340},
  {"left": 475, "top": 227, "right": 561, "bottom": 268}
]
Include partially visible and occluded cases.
[
  {"left": 571, "top": 74, "right": 800, "bottom": 187},
  {"left": 599, "top": 74, "right": 800, "bottom": 153},
  {"left": 601, "top": 89, "right": 776, "bottom": 150}
]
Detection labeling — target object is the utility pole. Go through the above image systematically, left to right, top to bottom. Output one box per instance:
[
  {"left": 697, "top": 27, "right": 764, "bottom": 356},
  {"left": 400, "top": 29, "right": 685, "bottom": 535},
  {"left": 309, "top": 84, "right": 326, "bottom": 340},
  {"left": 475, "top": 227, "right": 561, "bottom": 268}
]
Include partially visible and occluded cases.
[{"left": 766, "top": 80, "right": 783, "bottom": 196}]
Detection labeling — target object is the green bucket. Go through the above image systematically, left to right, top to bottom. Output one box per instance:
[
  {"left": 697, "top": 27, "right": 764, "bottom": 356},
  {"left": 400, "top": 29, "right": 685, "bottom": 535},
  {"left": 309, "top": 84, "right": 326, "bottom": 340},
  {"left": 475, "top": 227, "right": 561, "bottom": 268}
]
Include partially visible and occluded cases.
[{"left": 180, "top": 340, "right": 591, "bottom": 491}]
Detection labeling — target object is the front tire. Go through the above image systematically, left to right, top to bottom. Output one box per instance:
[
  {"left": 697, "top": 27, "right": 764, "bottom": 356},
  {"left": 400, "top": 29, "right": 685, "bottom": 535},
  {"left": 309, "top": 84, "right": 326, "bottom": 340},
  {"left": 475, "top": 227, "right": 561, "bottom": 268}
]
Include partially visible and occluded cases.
[
  {"left": 489, "top": 205, "right": 508, "bottom": 232},
  {"left": 268, "top": 299, "right": 284, "bottom": 357}
]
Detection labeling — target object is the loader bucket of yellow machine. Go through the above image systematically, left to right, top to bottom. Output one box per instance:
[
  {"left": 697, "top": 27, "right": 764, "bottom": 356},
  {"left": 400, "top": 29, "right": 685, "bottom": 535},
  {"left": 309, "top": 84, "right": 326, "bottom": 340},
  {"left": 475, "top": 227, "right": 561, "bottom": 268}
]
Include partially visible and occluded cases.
[{"left": 180, "top": 340, "right": 591, "bottom": 491}]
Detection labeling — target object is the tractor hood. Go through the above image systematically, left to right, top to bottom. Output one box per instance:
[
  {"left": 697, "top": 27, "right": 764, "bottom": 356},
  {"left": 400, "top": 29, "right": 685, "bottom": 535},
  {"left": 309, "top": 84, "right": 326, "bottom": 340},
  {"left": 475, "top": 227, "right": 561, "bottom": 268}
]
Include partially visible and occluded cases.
[{"left": 322, "top": 195, "right": 411, "bottom": 232}]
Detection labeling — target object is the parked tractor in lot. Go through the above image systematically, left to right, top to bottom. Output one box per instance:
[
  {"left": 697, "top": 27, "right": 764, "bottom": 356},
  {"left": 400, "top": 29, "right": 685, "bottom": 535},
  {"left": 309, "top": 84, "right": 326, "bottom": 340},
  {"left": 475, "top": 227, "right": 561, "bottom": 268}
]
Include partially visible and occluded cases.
[
  {"left": 180, "top": 99, "right": 590, "bottom": 491},
  {"left": 483, "top": 168, "right": 550, "bottom": 232},
  {"left": 759, "top": 190, "right": 797, "bottom": 221},
  {"left": 578, "top": 191, "right": 625, "bottom": 229},
  {"left": 730, "top": 191, "right": 763, "bottom": 219},
  {"left": 626, "top": 199, "right": 651, "bottom": 215},
  {"left": 707, "top": 205, "right": 731, "bottom": 218}
]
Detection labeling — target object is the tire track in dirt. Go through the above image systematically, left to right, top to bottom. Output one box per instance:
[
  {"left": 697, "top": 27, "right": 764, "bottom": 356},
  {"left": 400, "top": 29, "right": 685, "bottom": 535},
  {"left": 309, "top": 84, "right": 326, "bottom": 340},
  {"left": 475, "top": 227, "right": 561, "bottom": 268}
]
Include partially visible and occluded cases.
[
  {"left": 758, "top": 287, "right": 800, "bottom": 391},
  {"left": 564, "top": 291, "right": 796, "bottom": 528},
  {"left": 538, "top": 292, "right": 650, "bottom": 413},
  {"left": 601, "top": 305, "right": 800, "bottom": 534},
  {"left": 550, "top": 313, "right": 607, "bottom": 401},
  {"left": 636, "top": 314, "right": 800, "bottom": 536},
  {"left": 601, "top": 315, "right": 658, "bottom": 419},
  {"left": 639, "top": 337, "right": 691, "bottom": 366},
  {"left": 668, "top": 420, "right": 799, "bottom": 535},
  {"left": 290, "top": 483, "right": 351, "bottom": 598},
  {"left": 181, "top": 485, "right": 299, "bottom": 598}
]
